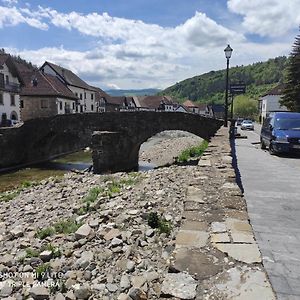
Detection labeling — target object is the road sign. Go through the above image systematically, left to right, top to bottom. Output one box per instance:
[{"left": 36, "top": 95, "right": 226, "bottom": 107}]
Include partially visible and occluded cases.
[{"left": 230, "top": 83, "right": 246, "bottom": 94}]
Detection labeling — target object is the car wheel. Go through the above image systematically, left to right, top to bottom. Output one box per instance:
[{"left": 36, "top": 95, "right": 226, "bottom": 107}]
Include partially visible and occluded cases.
[
  {"left": 260, "top": 138, "right": 266, "bottom": 149},
  {"left": 269, "top": 142, "right": 276, "bottom": 155}
]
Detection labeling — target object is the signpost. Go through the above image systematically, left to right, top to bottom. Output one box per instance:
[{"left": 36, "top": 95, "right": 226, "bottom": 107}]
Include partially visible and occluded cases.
[
  {"left": 229, "top": 82, "right": 246, "bottom": 120},
  {"left": 230, "top": 83, "right": 246, "bottom": 95}
]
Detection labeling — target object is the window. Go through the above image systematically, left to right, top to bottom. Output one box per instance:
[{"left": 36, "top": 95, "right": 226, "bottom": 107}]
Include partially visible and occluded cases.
[
  {"left": 0, "top": 73, "right": 4, "bottom": 88},
  {"left": 5, "top": 75, "right": 9, "bottom": 85},
  {"left": 75, "top": 92, "right": 78, "bottom": 97},
  {"left": 84, "top": 92, "right": 86, "bottom": 99},
  {"left": 0, "top": 93, "right": 3, "bottom": 105},
  {"left": 80, "top": 93, "right": 83, "bottom": 100},
  {"left": 91, "top": 93, "right": 94, "bottom": 100},
  {"left": 10, "top": 94, "right": 15, "bottom": 106},
  {"left": 41, "top": 99, "right": 48, "bottom": 109},
  {"left": 20, "top": 100, "right": 24, "bottom": 108},
  {"left": 59, "top": 102, "right": 63, "bottom": 110},
  {"left": 72, "top": 102, "right": 75, "bottom": 110},
  {"left": 91, "top": 104, "right": 94, "bottom": 111}
]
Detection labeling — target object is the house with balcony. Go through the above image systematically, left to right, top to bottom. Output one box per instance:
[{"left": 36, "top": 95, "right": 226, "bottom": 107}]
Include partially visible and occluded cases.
[
  {"left": 0, "top": 54, "right": 21, "bottom": 126},
  {"left": 40, "top": 61, "right": 97, "bottom": 113}
]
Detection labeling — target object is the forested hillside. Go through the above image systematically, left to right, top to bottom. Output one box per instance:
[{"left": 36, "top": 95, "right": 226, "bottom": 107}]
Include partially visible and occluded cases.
[{"left": 160, "top": 56, "right": 288, "bottom": 104}]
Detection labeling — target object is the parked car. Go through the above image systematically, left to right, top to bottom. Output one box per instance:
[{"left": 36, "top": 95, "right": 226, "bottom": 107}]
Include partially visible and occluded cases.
[
  {"left": 260, "top": 112, "right": 300, "bottom": 155},
  {"left": 236, "top": 118, "right": 244, "bottom": 126},
  {"left": 241, "top": 119, "right": 254, "bottom": 130}
]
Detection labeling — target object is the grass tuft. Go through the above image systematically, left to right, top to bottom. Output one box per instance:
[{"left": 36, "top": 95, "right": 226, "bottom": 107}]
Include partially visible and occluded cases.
[{"left": 177, "top": 140, "right": 209, "bottom": 162}]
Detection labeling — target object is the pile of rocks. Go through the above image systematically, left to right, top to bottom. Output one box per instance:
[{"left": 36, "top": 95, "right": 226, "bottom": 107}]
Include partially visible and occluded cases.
[{"left": 0, "top": 163, "right": 199, "bottom": 299}]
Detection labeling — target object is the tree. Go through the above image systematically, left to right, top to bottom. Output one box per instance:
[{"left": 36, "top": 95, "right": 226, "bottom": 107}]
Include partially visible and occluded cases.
[
  {"left": 281, "top": 28, "right": 300, "bottom": 111},
  {"left": 233, "top": 95, "right": 258, "bottom": 119}
]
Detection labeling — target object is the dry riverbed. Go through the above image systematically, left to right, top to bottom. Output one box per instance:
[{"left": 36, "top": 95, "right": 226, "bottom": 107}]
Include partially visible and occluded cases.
[
  {"left": 0, "top": 129, "right": 275, "bottom": 300},
  {"left": 140, "top": 131, "right": 202, "bottom": 167}
]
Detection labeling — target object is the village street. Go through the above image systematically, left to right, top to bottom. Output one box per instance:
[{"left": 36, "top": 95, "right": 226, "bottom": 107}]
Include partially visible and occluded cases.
[{"left": 236, "top": 125, "right": 300, "bottom": 299}]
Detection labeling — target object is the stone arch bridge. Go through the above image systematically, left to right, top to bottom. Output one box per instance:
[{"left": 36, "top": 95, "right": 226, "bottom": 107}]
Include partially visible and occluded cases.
[{"left": 0, "top": 112, "right": 223, "bottom": 173}]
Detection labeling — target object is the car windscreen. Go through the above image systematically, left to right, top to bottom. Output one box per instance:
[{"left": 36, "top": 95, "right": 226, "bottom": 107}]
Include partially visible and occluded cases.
[{"left": 275, "top": 118, "right": 300, "bottom": 130}]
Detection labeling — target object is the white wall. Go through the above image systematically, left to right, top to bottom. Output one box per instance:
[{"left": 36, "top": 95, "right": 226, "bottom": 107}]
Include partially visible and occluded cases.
[
  {"left": 0, "top": 63, "right": 20, "bottom": 124},
  {"left": 68, "top": 86, "right": 95, "bottom": 113},
  {"left": 261, "top": 95, "right": 288, "bottom": 120},
  {"left": 57, "top": 98, "right": 76, "bottom": 115}
]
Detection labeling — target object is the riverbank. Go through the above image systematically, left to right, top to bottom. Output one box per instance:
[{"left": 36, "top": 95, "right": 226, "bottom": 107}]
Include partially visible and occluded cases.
[{"left": 0, "top": 128, "right": 275, "bottom": 299}]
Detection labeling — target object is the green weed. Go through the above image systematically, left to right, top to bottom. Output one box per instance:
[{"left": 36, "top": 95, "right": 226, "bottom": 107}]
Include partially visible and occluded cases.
[
  {"left": 177, "top": 140, "right": 209, "bottom": 162},
  {"left": 36, "top": 227, "right": 55, "bottom": 239}
]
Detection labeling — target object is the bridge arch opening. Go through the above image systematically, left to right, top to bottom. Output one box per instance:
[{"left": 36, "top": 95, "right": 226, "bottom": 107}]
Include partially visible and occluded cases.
[{"left": 138, "top": 130, "right": 203, "bottom": 169}]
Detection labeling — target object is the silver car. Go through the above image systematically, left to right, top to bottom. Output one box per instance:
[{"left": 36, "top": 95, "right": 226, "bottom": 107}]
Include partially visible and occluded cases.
[{"left": 241, "top": 120, "right": 254, "bottom": 130}]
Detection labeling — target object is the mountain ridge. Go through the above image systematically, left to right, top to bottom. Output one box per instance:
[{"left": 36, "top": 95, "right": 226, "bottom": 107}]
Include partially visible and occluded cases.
[{"left": 159, "top": 56, "right": 288, "bottom": 104}]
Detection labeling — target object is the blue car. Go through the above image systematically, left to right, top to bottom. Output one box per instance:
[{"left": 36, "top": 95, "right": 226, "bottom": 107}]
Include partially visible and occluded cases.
[{"left": 260, "top": 112, "right": 300, "bottom": 155}]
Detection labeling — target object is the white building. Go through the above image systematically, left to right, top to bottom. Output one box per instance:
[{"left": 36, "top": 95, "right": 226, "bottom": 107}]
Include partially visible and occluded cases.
[
  {"left": 0, "top": 54, "right": 21, "bottom": 126},
  {"left": 40, "top": 61, "right": 97, "bottom": 113},
  {"left": 260, "top": 84, "right": 288, "bottom": 122}
]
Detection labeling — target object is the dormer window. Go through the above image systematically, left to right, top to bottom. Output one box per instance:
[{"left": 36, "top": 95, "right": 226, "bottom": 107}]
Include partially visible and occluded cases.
[{"left": 32, "top": 78, "right": 38, "bottom": 87}]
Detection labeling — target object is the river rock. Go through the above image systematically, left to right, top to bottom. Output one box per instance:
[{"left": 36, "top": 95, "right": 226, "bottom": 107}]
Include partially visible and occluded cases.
[
  {"left": 75, "top": 224, "right": 92, "bottom": 240},
  {"left": 161, "top": 273, "right": 197, "bottom": 299},
  {"left": 29, "top": 286, "right": 50, "bottom": 300}
]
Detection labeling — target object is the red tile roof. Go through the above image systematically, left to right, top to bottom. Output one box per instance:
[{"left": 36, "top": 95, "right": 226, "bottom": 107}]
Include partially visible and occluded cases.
[
  {"left": 20, "top": 71, "right": 77, "bottom": 100},
  {"left": 138, "top": 96, "right": 174, "bottom": 109},
  {"left": 183, "top": 100, "right": 197, "bottom": 107}
]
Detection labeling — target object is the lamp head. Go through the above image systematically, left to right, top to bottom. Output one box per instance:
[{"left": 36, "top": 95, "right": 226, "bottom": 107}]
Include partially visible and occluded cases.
[{"left": 224, "top": 44, "right": 233, "bottom": 59}]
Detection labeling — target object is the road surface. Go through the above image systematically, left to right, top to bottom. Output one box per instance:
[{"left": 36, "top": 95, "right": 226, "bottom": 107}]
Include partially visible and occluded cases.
[{"left": 235, "top": 124, "right": 300, "bottom": 300}]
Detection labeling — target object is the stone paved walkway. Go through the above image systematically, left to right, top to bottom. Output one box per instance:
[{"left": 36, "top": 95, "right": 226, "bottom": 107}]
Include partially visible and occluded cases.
[{"left": 162, "top": 127, "right": 275, "bottom": 299}]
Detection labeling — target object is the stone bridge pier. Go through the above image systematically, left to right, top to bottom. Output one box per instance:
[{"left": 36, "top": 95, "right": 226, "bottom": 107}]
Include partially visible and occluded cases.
[{"left": 92, "top": 131, "right": 140, "bottom": 173}]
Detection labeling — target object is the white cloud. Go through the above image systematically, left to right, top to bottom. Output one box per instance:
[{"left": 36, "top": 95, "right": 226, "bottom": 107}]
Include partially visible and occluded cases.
[
  {"left": 228, "top": 0, "right": 300, "bottom": 37},
  {"left": 2, "top": 4, "right": 294, "bottom": 89},
  {"left": 0, "top": 6, "right": 48, "bottom": 29}
]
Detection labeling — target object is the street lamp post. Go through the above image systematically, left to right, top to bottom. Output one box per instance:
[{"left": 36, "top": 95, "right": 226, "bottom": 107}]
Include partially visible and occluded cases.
[{"left": 224, "top": 44, "right": 233, "bottom": 127}]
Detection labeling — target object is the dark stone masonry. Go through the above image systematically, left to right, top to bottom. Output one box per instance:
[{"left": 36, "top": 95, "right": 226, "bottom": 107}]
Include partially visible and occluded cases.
[{"left": 0, "top": 112, "right": 222, "bottom": 172}]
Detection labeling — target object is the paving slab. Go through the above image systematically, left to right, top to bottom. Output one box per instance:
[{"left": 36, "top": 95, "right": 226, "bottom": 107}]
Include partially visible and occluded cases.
[
  {"left": 175, "top": 230, "right": 208, "bottom": 248},
  {"left": 213, "top": 243, "right": 262, "bottom": 264},
  {"left": 172, "top": 248, "right": 222, "bottom": 280},
  {"left": 210, "top": 266, "right": 276, "bottom": 300}
]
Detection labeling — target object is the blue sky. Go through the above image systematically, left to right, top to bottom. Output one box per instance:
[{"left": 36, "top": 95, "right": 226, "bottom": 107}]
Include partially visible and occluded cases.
[{"left": 1, "top": 0, "right": 299, "bottom": 90}]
